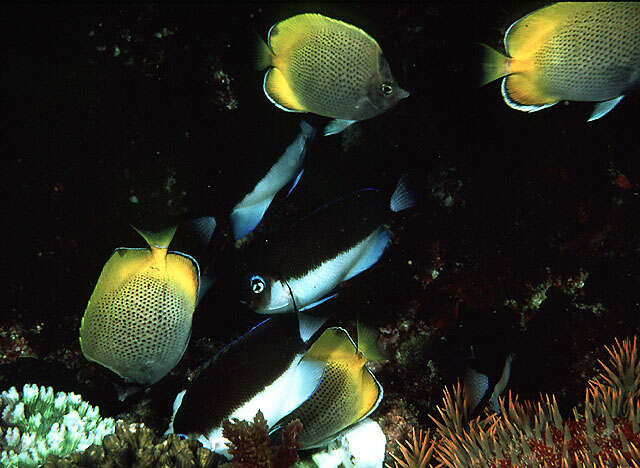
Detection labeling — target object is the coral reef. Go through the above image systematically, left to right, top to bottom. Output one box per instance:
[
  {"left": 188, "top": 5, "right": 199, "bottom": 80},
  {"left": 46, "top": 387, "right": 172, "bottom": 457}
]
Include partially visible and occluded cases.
[
  {"left": 386, "top": 336, "right": 640, "bottom": 467},
  {"left": 0, "top": 384, "right": 115, "bottom": 467},
  {"left": 220, "top": 410, "right": 302, "bottom": 468},
  {"left": 304, "top": 418, "right": 387, "bottom": 468},
  {"left": 43, "top": 420, "right": 219, "bottom": 468},
  {"left": 386, "top": 427, "right": 435, "bottom": 468}
]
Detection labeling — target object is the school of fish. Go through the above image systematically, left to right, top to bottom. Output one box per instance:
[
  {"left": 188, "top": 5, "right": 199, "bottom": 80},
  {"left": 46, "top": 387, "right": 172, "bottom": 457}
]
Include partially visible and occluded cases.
[{"left": 78, "top": 4, "right": 640, "bottom": 466}]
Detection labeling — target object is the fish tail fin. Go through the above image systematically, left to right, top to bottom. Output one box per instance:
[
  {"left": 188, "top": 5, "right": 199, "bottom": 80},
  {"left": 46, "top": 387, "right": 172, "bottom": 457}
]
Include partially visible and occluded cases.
[
  {"left": 255, "top": 33, "right": 274, "bottom": 70},
  {"left": 478, "top": 43, "right": 509, "bottom": 87},
  {"left": 390, "top": 174, "right": 415, "bottom": 213},
  {"left": 132, "top": 225, "right": 177, "bottom": 249},
  {"left": 343, "top": 227, "right": 391, "bottom": 282},
  {"left": 356, "top": 322, "right": 388, "bottom": 362}
]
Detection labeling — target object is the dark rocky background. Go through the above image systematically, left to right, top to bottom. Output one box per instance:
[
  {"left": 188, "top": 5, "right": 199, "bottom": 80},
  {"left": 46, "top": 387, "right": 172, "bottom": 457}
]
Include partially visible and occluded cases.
[{"left": 3, "top": 1, "right": 640, "bottom": 461}]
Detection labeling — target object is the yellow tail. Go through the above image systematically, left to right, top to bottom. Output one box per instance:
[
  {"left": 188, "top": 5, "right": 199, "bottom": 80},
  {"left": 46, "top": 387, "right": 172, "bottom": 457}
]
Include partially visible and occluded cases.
[
  {"left": 255, "top": 34, "right": 273, "bottom": 70},
  {"left": 479, "top": 43, "right": 509, "bottom": 87},
  {"left": 356, "top": 322, "right": 388, "bottom": 362}
]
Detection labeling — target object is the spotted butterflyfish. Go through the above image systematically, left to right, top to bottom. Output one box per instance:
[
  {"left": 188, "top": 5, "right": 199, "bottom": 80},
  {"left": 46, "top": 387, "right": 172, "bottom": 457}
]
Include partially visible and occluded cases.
[
  {"left": 481, "top": 2, "right": 640, "bottom": 121},
  {"left": 256, "top": 13, "right": 409, "bottom": 135},
  {"left": 239, "top": 175, "right": 415, "bottom": 314},
  {"left": 79, "top": 220, "right": 214, "bottom": 387},
  {"left": 166, "top": 312, "right": 328, "bottom": 457},
  {"left": 269, "top": 326, "right": 384, "bottom": 449},
  {"left": 464, "top": 352, "right": 515, "bottom": 420}
]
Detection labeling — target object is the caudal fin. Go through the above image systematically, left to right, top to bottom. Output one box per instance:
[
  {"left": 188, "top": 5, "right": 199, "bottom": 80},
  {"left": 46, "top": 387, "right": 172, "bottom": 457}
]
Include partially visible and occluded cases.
[
  {"left": 255, "top": 34, "right": 273, "bottom": 70},
  {"left": 479, "top": 43, "right": 509, "bottom": 87},
  {"left": 390, "top": 174, "right": 416, "bottom": 213}
]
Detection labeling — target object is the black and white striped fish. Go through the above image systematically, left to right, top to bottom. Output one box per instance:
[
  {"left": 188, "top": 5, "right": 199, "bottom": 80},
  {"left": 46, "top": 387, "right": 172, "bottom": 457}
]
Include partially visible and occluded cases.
[
  {"left": 238, "top": 175, "right": 415, "bottom": 314},
  {"left": 166, "top": 313, "right": 327, "bottom": 457}
]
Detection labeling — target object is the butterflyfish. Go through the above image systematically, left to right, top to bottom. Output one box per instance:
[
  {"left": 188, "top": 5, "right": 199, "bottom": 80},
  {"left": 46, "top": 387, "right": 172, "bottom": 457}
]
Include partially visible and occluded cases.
[
  {"left": 481, "top": 2, "right": 640, "bottom": 121},
  {"left": 256, "top": 13, "right": 409, "bottom": 135},
  {"left": 231, "top": 120, "right": 316, "bottom": 240},
  {"left": 240, "top": 175, "right": 415, "bottom": 314},
  {"left": 79, "top": 222, "right": 209, "bottom": 387},
  {"left": 166, "top": 312, "right": 328, "bottom": 457},
  {"left": 269, "top": 326, "right": 383, "bottom": 449},
  {"left": 464, "top": 352, "right": 515, "bottom": 420}
]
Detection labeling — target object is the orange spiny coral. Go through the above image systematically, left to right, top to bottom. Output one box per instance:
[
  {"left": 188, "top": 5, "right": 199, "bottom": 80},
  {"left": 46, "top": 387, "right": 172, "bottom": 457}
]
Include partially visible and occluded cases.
[
  {"left": 385, "top": 336, "right": 640, "bottom": 467},
  {"left": 430, "top": 336, "right": 640, "bottom": 467},
  {"left": 386, "top": 427, "right": 436, "bottom": 468}
]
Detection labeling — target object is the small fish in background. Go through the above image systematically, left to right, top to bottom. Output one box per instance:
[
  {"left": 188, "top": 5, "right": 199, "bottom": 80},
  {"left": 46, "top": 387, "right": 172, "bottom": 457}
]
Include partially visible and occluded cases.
[
  {"left": 480, "top": 2, "right": 640, "bottom": 121},
  {"left": 256, "top": 13, "right": 409, "bottom": 136},
  {"left": 231, "top": 120, "right": 316, "bottom": 241},
  {"left": 239, "top": 175, "right": 415, "bottom": 314},
  {"left": 79, "top": 218, "right": 215, "bottom": 391},
  {"left": 166, "top": 312, "right": 328, "bottom": 457},
  {"left": 269, "top": 325, "right": 385, "bottom": 449},
  {"left": 464, "top": 351, "right": 515, "bottom": 420}
]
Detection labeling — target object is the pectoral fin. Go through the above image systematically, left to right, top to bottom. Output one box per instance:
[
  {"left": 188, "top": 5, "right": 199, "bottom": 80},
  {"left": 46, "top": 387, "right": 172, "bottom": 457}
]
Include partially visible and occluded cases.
[
  {"left": 588, "top": 96, "right": 624, "bottom": 122},
  {"left": 324, "top": 119, "right": 357, "bottom": 136},
  {"left": 343, "top": 227, "right": 391, "bottom": 282}
]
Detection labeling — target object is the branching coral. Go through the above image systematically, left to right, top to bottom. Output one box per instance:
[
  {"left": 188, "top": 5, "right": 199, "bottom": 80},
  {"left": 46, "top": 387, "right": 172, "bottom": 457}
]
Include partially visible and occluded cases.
[
  {"left": 418, "top": 336, "right": 640, "bottom": 467},
  {"left": 0, "top": 383, "right": 115, "bottom": 467},
  {"left": 220, "top": 410, "right": 302, "bottom": 468},
  {"left": 43, "top": 420, "right": 218, "bottom": 468}
]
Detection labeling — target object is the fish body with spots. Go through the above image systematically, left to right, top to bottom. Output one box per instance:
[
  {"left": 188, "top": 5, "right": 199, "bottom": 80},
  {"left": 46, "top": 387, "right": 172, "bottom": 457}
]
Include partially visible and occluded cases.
[
  {"left": 481, "top": 2, "right": 640, "bottom": 121},
  {"left": 257, "top": 13, "right": 409, "bottom": 135}
]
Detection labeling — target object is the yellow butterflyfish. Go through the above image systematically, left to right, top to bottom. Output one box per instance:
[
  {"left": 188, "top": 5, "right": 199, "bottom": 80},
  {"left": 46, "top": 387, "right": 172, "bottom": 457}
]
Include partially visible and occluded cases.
[{"left": 481, "top": 2, "right": 640, "bottom": 121}]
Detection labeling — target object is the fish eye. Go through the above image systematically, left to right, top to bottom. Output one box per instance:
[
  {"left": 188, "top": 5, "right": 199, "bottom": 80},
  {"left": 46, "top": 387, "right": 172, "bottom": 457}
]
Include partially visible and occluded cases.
[
  {"left": 381, "top": 83, "right": 393, "bottom": 96},
  {"left": 250, "top": 275, "right": 266, "bottom": 294}
]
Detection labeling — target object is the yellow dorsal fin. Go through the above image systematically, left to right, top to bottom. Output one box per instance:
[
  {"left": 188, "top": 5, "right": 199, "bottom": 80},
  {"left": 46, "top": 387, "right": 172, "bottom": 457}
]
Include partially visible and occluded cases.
[
  {"left": 505, "top": 2, "right": 580, "bottom": 59},
  {"left": 268, "top": 14, "right": 379, "bottom": 56},
  {"left": 82, "top": 248, "right": 152, "bottom": 319},
  {"left": 166, "top": 252, "right": 200, "bottom": 307},
  {"left": 356, "top": 322, "right": 388, "bottom": 362},
  {"left": 304, "top": 327, "right": 358, "bottom": 362}
]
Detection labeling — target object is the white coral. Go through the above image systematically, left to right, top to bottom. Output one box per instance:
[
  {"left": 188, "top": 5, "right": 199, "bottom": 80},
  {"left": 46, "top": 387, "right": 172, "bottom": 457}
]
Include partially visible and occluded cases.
[{"left": 0, "top": 383, "right": 116, "bottom": 467}]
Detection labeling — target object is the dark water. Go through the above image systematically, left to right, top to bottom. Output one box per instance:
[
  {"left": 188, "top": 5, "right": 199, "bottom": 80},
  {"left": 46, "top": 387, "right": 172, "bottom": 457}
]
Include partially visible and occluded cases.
[{"left": 3, "top": 2, "right": 640, "bottom": 464}]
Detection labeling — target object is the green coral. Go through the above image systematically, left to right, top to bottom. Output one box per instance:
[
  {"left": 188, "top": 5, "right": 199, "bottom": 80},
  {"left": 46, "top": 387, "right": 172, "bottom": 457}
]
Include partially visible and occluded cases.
[{"left": 0, "top": 384, "right": 115, "bottom": 467}]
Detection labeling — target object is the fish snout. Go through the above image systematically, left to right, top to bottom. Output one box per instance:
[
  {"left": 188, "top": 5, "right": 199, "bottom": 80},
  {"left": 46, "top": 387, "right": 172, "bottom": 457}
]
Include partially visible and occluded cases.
[{"left": 397, "top": 88, "right": 410, "bottom": 99}]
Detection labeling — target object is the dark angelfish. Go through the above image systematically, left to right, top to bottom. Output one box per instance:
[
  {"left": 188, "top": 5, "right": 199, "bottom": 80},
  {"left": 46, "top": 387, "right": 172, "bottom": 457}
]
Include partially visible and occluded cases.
[
  {"left": 240, "top": 175, "right": 415, "bottom": 315},
  {"left": 166, "top": 312, "right": 328, "bottom": 457}
]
